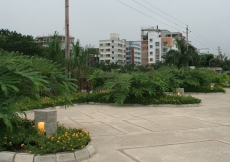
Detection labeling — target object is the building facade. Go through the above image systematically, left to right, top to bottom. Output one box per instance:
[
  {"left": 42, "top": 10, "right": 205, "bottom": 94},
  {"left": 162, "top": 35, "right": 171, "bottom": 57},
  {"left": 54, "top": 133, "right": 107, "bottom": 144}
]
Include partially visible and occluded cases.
[
  {"left": 141, "top": 26, "right": 183, "bottom": 66},
  {"left": 99, "top": 33, "right": 126, "bottom": 64},
  {"left": 35, "top": 35, "right": 75, "bottom": 49},
  {"left": 126, "top": 41, "right": 141, "bottom": 65},
  {"left": 198, "top": 48, "right": 209, "bottom": 55}
]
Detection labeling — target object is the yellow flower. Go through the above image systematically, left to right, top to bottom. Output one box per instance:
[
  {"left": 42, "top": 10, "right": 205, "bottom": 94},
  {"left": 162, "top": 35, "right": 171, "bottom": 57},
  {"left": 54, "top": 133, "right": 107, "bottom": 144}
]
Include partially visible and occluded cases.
[{"left": 21, "top": 143, "right": 24, "bottom": 147}]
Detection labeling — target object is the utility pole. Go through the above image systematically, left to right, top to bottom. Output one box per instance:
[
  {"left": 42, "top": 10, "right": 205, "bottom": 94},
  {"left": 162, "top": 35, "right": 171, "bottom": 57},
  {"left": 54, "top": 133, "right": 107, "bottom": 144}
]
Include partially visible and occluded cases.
[
  {"left": 65, "top": 0, "right": 70, "bottom": 77},
  {"left": 186, "top": 25, "right": 189, "bottom": 67},
  {"left": 186, "top": 25, "right": 188, "bottom": 53},
  {"left": 218, "top": 46, "right": 221, "bottom": 58}
]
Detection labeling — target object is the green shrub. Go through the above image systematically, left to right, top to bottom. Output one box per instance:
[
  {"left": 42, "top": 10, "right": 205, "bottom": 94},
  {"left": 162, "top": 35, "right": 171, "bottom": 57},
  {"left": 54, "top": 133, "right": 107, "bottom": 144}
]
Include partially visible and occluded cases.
[
  {"left": 0, "top": 50, "right": 77, "bottom": 129},
  {"left": 88, "top": 71, "right": 172, "bottom": 104},
  {"left": 79, "top": 92, "right": 201, "bottom": 105},
  {"left": 0, "top": 118, "right": 91, "bottom": 154}
]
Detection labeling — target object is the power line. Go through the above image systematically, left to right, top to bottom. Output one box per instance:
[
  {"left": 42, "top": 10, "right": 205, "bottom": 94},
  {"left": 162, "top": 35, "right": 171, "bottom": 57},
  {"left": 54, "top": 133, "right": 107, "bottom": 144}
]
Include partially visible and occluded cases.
[
  {"left": 117, "top": 0, "right": 182, "bottom": 32},
  {"left": 133, "top": 0, "right": 185, "bottom": 30},
  {"left": 141, "top": 0, "right": 220, "bottom": 49},
  {"left": 142, "top": 0, "right": 187, "bottom": 26},
  {"left": 189, "top": 27, "right": 219, "bottom": 46},
  {"left": 190, "top": 30, "right": 218, "bottom": 47},
  {"left": 189, "top": 35, "right": 216, "bottom": 51}
]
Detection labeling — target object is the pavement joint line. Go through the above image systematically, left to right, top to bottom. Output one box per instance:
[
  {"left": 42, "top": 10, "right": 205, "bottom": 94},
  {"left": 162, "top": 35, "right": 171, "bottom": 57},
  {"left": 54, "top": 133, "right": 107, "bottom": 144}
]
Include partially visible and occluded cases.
[
  {"left": 192, "top": 109, "right": 230, "bottom": 117},
  {"left": 77, "top": 110, "right": 94, "bottom": 119},
  {"left": 97, "top": 111, "right": 117, "bottom": 118},
  {"left": 128, "top": 114, "right": 154, "bottom": 122},
  {"left": 128, "top": 114, "right": 188, "bottom": 121},
  {"left": 181, "top": 115, "right": 230, "bottom": 127},
  {"left": 67, "top": 117, "right": 82, "bottom": 125},
  {"left": 123, "top": 119, "right": 221, "bottom": 133},
  {"left": 123, "top": 120, "right": 157, "bottom": 133},
  {"left": 100, "top": 121, "right": 127, "bottom": 134},
  {"left": 117, "top": 139, "right": 216, "bottom": 162},
  {"left": 119, "top": 139, "right": 215, "bottom": 150},
  {"left": 215, "top": 140, "right": 230, "bottom": 146},
  {"left": 118, "top": 149, "right": 141, "bottom": 162}
]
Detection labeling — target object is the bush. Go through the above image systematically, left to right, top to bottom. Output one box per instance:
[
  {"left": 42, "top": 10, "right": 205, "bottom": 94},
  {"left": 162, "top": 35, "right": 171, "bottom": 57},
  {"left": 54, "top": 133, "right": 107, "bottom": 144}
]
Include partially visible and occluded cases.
[
  {"left": 0, "top": 50, "right": 77, "bottom": 129},
  {"left": 79, "top": 92, "right": 201, "bottom": 105},
  {"left": 0, "top": 118, "right": 91, "bottom": 154}
]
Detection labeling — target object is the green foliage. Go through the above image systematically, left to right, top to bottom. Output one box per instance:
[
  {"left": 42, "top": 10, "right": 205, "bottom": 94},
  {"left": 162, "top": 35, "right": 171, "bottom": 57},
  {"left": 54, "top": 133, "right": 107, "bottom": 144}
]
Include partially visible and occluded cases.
[
  {"left": 0, "top": 29, "right": 45, "bottom": 57},
  {"left": 45, "top": 31, "right": 65, "bottom": 64},
  {"left": 162, "top": 39, "right": 199, "bottom": 68},
  {"left": 0, "top": 50, "right": 77, "bottom": 129},
  {"left": 88, "top": 71, "right": 172, "bottom": 104},
  {"left": 74, "top": 92, "right": 201, "bottom": 105},
  {"left": 0, "top": 118, "right": 91, "bottom": 154}
]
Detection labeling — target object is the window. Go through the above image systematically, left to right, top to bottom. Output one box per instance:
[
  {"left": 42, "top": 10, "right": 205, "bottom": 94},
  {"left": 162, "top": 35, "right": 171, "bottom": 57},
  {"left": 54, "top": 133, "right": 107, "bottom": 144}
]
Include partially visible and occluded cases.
[
  {"left": 150, "top": 39, "right": 153, "bottom": 42},
  {"left": 112, "top": 40, "right": 114, "bottom": 43},
  {"left": 163, "top": 41, "right": 167, "bottom": 46},
  {"left": 155, "top": 42, "right": 160, "bottom": 46},
  {"left": 105, "top": 43, "right": 110, "bottom": 46},
  {"left": 100, "top": 44, "right": 103, "bottom": 46},
  {"left": 118, "top": 44, "right": 122, "bottom": 47},
  {"left": 150, "top": 45, "right": 153, "bottom": 48},
  {"left": 112, "top": 46, "right": 114, "bottom": 48},
  {"left": 156, "top": 48, "right": 160, "bottom": 52},
  {"left": 163, "top": 48, "right": 168, "bottom": 52},
  {"left": 100, "top": 49, "right": 104, "bottom": 52},
  {"left": 106, "top": 49, "right": 110, "bottom": 51},
  {"left": 112, "top": 51, "right": 114, "bottom": 54},
  {"left": 150, "top": 52, "right": 153, "bottom": 55},
  {"left": 100, "top": 54, "right": 103, "bottom": 57},
  {"left": 106, "top": 54, "right": 110, "bottom": 57},
  {"left": 156, "top": 55, "right": 160, "bottom": 59},
  {"left": 112, "top": 57, "right": 114, "bottom": 59},
  {"left": 150, "top": 58, "right": 153, "bottom": 61}
]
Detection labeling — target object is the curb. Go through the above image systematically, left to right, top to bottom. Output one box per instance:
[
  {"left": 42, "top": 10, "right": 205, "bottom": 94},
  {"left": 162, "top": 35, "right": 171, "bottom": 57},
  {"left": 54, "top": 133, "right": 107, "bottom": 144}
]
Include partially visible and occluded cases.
[{"left": 0, "top": 143, "right": 96, "bottom": 162}]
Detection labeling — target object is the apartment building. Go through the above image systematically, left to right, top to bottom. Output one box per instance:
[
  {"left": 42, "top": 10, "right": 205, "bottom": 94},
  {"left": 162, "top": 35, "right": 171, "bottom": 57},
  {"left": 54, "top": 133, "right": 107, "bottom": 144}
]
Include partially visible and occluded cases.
[
  {"left": 141, "top": 26, "right": 183, "bottom": 66},
  {"left": 99, "top": 33, "right": 126, "bottom": 64},
  {"left": 35, "top": 35, "right": 75, "bottom": 49},
  {"left": 126, "top": 41, "right": 141, "bottom": 65},
  {"left": 198, "top": 48, "right": 209, "bottom": 55}
]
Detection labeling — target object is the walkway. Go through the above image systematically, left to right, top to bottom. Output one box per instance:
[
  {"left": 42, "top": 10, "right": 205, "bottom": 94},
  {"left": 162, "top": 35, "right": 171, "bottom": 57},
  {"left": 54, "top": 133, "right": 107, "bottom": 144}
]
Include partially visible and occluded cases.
[{"left": 27, "top": 89, "right": 230, "bottom": 162}]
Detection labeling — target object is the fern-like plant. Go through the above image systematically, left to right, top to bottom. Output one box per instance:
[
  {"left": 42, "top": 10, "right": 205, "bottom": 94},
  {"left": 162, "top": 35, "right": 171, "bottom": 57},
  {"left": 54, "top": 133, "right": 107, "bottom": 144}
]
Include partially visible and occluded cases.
[{"left": 0, "top": 50, "right": 77, "bottom": 129}]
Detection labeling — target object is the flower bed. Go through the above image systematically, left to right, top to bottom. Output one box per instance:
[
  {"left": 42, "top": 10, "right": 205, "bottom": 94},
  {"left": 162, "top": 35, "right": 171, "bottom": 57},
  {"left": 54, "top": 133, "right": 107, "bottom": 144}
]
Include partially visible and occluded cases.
[{"left": 0, "top": 118, "right": 91, "bottom": 155}]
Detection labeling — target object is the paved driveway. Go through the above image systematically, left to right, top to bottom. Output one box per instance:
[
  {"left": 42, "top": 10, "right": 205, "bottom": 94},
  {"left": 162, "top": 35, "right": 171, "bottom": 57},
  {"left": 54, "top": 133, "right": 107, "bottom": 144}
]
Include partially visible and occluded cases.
[{"left": 27, "top": 89, "right": 230, "bottom": 162}]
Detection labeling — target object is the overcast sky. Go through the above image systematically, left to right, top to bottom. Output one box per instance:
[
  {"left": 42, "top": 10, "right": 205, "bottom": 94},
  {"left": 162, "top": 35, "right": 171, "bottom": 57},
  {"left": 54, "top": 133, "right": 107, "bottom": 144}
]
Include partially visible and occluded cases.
[{"left": 1, "top": 0, "right": 229, "bottom": 56}]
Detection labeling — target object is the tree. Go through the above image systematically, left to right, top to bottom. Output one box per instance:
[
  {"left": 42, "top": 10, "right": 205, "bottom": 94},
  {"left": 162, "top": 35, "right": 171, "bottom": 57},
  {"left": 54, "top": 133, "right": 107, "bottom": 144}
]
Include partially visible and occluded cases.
[
  {"left": 0, "top": 29, "right": 45, "bottom": 57},
  {"left": 45, "top": 31, "right": 65, "bottom": 64},
  {"left": 162, "top": 39, "right": 199, "bottom": 68},
  {"left": 67, "top": 40, "right": 98, "bottom": 90},
  {"left": 199, "top": 54, "right": 214, "bottom": 67}
]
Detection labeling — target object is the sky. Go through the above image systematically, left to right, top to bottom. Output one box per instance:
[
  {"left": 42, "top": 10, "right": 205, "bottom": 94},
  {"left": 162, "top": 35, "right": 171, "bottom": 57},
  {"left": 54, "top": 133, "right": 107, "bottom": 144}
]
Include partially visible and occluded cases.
[{"left": 1, "top": 0, "right": 230, "bottom": 57}]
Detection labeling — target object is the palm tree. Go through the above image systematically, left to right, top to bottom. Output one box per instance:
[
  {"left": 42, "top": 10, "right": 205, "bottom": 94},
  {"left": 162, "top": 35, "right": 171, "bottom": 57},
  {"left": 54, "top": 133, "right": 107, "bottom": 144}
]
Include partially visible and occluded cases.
[
  {"left": 46, "top": 31, "right": 65, "bottom": 64},
  {"left": 162, "top": 39, "right": 199, "bottom": 68},
  {"left": 68, "top": 40, "right": 98, "bottom": 91}
]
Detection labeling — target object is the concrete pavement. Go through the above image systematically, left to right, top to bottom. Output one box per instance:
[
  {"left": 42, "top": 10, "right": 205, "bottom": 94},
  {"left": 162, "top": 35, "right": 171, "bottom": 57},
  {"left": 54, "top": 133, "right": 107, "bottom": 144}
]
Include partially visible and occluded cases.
[{"left": 27, "top": 89, "right": 230, "bottom": 162}]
